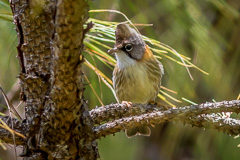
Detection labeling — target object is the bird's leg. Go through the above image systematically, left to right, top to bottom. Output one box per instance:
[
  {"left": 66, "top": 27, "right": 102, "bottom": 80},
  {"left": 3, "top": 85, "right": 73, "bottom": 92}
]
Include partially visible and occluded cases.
[
  {"left": 121, "top": 101, "right": 132, "bottom": 107},
  {"left": 148, "top": 101, "right": 171, "bottom": 111}
]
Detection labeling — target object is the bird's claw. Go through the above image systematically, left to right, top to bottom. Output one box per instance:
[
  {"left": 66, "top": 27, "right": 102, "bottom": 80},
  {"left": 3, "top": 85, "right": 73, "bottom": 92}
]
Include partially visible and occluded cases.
[
  {"left": 121, "top": 101, "right": 132, "bottom": 107},
  {"left": 148, "top": 101, "right": 171, "bottom": 111}
]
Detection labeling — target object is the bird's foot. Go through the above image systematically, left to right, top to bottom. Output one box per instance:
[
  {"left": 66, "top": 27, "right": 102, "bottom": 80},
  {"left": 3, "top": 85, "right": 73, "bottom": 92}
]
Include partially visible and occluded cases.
[
  {"left": 121, "top": 101, "right": 132, "bottom": 107},
  {"left": 148, "top": 101, "right": 171, "bottom": 111}
]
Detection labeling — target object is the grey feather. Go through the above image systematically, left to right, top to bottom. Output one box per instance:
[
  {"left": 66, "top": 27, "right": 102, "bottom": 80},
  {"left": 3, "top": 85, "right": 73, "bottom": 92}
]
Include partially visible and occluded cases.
[{"left": 115, "top": 24, "right": 145, "bottom": 60}]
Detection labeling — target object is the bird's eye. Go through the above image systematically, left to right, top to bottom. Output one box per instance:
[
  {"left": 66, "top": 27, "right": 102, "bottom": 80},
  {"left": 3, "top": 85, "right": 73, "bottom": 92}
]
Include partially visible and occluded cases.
[{"left": 125, "top": 44, "right": 133, "bottom": 52}]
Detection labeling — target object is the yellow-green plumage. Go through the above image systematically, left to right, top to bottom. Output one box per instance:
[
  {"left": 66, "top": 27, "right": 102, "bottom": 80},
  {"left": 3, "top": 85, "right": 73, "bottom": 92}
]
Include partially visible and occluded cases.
[
  {"left": 109, "top": 23, "right": 164, "bottom": 138},
  {"left": 113, "top": 55, "right": 163, "bottom": 104}
]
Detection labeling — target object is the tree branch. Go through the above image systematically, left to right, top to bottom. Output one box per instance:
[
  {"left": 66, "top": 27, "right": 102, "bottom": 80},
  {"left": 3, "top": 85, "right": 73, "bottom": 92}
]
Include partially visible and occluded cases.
[
  {"left": 9, "top": 0, "right": 99, "bottom": 159},
  {"left": 38, "top": 0, "right": 98, "bottom": 159},
  {"left": 90, "top": 100, "right": 240, "bottom": 139},
  {"left": 89, "top": 103, "right": 168, "bottom": 125},
  {"left": 0, "top": 116, "right": 25, "bottom": 145}
]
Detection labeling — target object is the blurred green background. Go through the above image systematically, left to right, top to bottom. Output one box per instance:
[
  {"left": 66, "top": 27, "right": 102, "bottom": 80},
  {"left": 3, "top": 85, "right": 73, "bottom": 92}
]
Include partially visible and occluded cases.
[{"left": 1, "top": 0, "right": 240, "bottom": 159}]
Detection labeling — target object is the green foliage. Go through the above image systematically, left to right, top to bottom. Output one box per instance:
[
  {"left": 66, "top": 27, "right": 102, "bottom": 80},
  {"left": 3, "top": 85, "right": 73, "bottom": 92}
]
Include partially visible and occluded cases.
[
  {"left": 0, "top": 0, "right": 240, "bottom": 160},
  {"left": 0, "top": 0, "right": 12, "bottom": 22},
  {"left": 88, "top": 1, "right": 240, "bottom": 160},
  {"left": 85, "top": 14, "right": 208, "bottom": 107}
]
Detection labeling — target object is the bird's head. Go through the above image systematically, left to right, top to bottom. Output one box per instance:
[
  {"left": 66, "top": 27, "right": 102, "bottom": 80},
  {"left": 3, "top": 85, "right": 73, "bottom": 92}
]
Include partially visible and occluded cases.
[{"left": 108, "top": 24, "right": 147, "bottom": 61}]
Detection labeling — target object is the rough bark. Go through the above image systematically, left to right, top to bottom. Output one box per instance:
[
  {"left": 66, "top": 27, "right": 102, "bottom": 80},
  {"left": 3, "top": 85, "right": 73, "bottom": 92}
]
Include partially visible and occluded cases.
[
  {"left": 8, "top": 0, "right": 98, "bottom": 159},
  {"left": 2, "top": 100, "right": 240, "bottom": 145},
  {"left": 91, "top": 100, "right": 240, "bottom": 138},
  {"left": 0, "top": 115, "right": 25, "bottom": 145}
]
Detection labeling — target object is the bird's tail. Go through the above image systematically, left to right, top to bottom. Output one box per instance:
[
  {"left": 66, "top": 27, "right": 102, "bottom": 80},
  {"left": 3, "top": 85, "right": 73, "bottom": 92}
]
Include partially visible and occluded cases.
[{"left": 125, "top": 126, "right": 151, "bottom": 138}]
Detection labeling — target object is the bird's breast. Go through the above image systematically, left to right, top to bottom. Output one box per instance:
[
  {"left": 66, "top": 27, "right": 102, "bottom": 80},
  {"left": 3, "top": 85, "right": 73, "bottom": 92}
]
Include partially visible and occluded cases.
[{"left": 113, "top": 58, "right": 161, "bottom": 104}]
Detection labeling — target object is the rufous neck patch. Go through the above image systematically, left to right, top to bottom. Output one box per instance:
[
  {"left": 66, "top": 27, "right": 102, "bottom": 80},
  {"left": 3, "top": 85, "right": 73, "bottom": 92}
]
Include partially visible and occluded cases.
[{"left": 139, "top": 45, "right": 154, "bottom": 61}]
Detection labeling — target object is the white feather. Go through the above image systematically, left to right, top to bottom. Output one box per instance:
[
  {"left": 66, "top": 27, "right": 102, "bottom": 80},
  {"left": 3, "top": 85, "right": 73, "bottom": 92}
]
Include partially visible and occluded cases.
[{"left": 115, "top": 51, "right": 136, "bottom": 69}]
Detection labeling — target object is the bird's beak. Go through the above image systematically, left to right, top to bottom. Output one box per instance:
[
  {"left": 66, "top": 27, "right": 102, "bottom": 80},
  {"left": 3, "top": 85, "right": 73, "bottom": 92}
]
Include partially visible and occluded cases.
[{"left": 108, "top": 47, "right": 119, "bottom": 54}]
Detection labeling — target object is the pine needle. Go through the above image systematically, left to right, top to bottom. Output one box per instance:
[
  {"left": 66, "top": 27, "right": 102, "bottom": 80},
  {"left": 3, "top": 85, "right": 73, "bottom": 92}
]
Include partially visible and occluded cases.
[
  {"left": 85, "top": 11, "right": 209, "bottom": 106},
  {"left": 84, "top": 60, "right": 119, "bottom": 103},
  {"left": 84, "top": 73, "right": 104, "bottom": 106},
  {"left": 160, "top": 86, "right": 178, "bottom": 94},
  {"left": 0, "top": 87, "right": 22, "bottom": 121},
  {"left": 0, "top": 87, "right": 20, "bottom": 159},
  {"left": 160, "top": 90, "right": 182, "bottom": 103},
  {"left": 158, "top": 93, "right": 176, "bottom": 108},
  {"left": 237, "top": 93, "right": 240, "bottom": 100},
  {"left": 182, "top": 97, "right": 197, "bottom": 105},
  {"left": 0, "top": 119, "right": 25, "bottom": 139},
  {"left": 0, "top": 139, "right": 7, "bottom": 150}
]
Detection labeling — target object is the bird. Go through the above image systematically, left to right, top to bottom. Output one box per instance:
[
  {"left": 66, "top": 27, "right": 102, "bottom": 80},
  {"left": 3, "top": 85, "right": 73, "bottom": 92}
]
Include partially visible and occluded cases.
[{"left": 108, "top": 23, "right": 164, "bottom": 138}]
